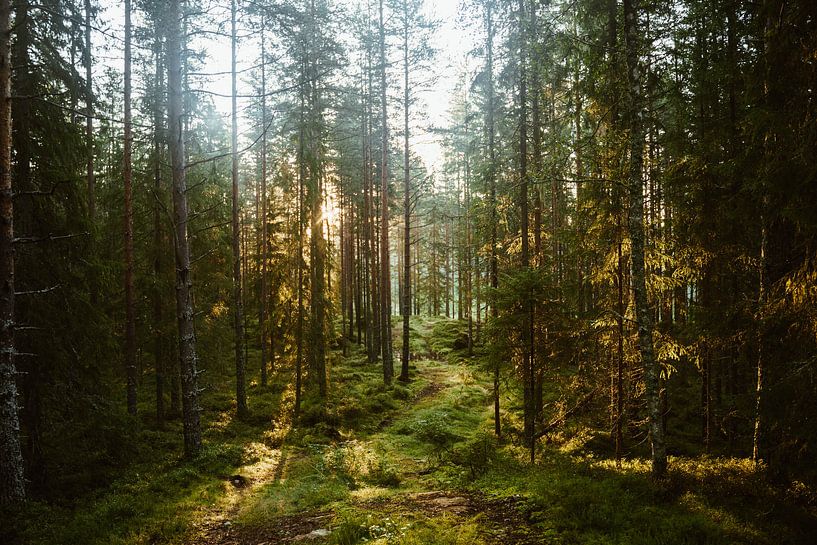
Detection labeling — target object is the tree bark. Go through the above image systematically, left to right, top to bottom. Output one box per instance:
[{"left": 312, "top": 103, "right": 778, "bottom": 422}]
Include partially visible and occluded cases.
[
  {"left": 0, "top": 0, "right": 25, "bottom": 504},
  {"left": 84, "top": 0, "right": 95, "bottom": 223},
  {"left": 123, "top": 0, "right": 137, "bottom": 418},
  {"left": 167, "top": 0, "right": 202, "bottom": 456},
  {"left": 230, "top": 0, "right": 248, "bottom": 419},
  {"left": 307, "top": 0, "right": 326, "bottom": 398},
  {"left": 378, "top": 0, "right": 393, "bottom": 384},
  {"left": 400, "top": 0, "right": 411, "bottom": 382},
  {"left": 485, "top": 0, "right": 500, "bottom": 438},
  {"left": 518, "top": 0, "right": 535, "bottom": 464},
  {"left": 608, "top": 0, "right": 624, "bottom": 466},
  {"left": 623, "top": 0, "right": 666, "bottom": 478},
  {"left": 153, "top": 15, "right": 165, "bottom": 428},
  {"left": 259, "top": 19, "right": 268, "bottom": 386},
  {"left": 295, "top": 52, "right": 306, "bottom": 416},
  {"left": 341, "top": 185, "right": 348, "bottom": 357},
  {"left": 753, "top": 196, "right": 767, "bottom": 464}
]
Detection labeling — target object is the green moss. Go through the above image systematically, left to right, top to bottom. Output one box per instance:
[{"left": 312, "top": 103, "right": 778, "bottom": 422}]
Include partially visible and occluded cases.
[
  {"left": 428, "top": 319, "right": 469, "bottom": 359},
  {"left": 238, "top": 474, "right": 350, "bottom": 524},
  {"left": 394, "top": 516, "right": 485, "bottom": 545}
]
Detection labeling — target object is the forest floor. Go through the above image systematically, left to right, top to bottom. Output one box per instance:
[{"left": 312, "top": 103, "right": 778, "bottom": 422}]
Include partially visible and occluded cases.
[
  {"left": 7, "top": 316, "right": 817, "bottom": 545},
  {"left": 186, "top": 347, "right": 544, "bottom": 545}
]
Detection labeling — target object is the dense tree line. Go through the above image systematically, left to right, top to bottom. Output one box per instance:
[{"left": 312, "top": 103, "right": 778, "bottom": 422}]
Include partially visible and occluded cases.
[
  {"left": 1, "top": 0, "right": 816, "bottom": 507},
  {"left": 429, "top": 0, "right": 817, "bottom": 481}
]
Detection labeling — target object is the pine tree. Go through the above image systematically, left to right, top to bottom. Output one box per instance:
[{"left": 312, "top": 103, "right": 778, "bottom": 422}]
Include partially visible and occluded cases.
[
  {"left": 0, "top": 0, "right": 25, "bottom": 505},
  {"left": 123, "top": 0, "right": 137, "bottom": 418},
  {"left": 166, "top": 0, "right": 202, "bottom": 457},
  {"left": 231, "top": 0, "right": 248, "bottom": 419},
  {"left": 378, "top": 0, "right": 393, "bottom": 385},
  {"left": 623, "top": 0, "right": 666, "bottom": 478}
]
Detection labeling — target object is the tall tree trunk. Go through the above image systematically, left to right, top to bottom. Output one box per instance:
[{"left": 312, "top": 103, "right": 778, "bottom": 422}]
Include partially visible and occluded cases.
[
  {"left": 0, "top": 0, "right": 25, "bottom": 504},
  {"left": 84, "top": 0, "right": 95, "bottom": 222},
  {"left": 84, "top": 0, "right": 98, "bottom": 308},
  {"left": 123, "top": 0, "right": 137, "bottom": 418},
  {"left": 167, "top": 0, "right": 202, "bottom": 456},
  {"left": 230, "top": 0, "right": 248, "bottom": 419},
  {"left": 307, "top": 0, "right": 326, "bottom": 398},
  {"left": 378, "top": 0, "right": 393, "bottom": 384},
  {"left": 400, "top": 0, "right": 411, "bottom": 382},
  {"left": 485, "top": 0, "right": 500, "bottom": 438},
  {"left": 518, "top": 0, "right": 535, "bottom": 464},
  {"left": 529, "top": 0, "right": 542, "bottom": 423},
  {"left": 530, "top": 0, "right": 543, "bottom": 269},
  {"left": 604, "top": 0, "right": 625, "bottom": 467},
  {"left": 623, "top": 0, "right": 666, "bottom": 478},
  {"left": 752, "top": 3, "right": 774, "bottom": 467},
  {"left": 10, "top": 4, "right": 43, "bottom": 488},
  {"left": 170, "top": 4, "right": 184, "bottom": 420},
  {"left": 70, "top": 13, "right": 78, "bottom": 126},
  {"left": 574, "top": 13, "right": 584, "bottom": 315},
  {"left": 152, "top": 16, "right": 166, "bottom": 428},
  {"left": 259, "top": 20, "right": 268, "bottom": 386},
  {"left": 364, "top": 21, "right": 380, "bottom": 364},
  {"left": 295, "top": 53, "right": 306, "bottom": 416},
  {"left": 360, "top": 68, "right": 372, "bottom": 355},
  {"left": 549, "top": 82, "right": 562, "bottom": 285},
  {"left": 464, "top": 91, "right": 474, "bottom": 357},
  {"left": 340, "top": 185, "right": 348, "bottom": 357},
  {"left": 753, "top": 197, "right": 767, "bottom": 464},
  {"left": 348, "top": 200, "right": 357, "bottom": 342},
  {"left": 242, "top": 211, "right": 250, "bottom": 369},
  {"left": 615, "top": 212, "right": 625, "bottom": 464},
  {"left": 444, "top": 220, "right": 450, "bottom": 318},
  {"left": 354, "top": 222, "right": 364, "bottom": 346},
  {"left": 413, "top": 237, "right": 420, "bottom": 315},
  {"left": 475, "top": 257, "right": 481, "bottom": 343}
]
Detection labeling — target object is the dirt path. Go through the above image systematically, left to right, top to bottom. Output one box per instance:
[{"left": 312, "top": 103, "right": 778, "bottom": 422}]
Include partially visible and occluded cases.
[
  {"left": 188, "top": 334, "right": 544, "bottom": 545},
  {"left": 195, "top": 490, "right": 544, "bottom": 545},
  {"left": 357, "top": 491, "right": 547, "bottom": 545},
  {"left": 191, "top": 508, "right": 333, "bottom": 545}
]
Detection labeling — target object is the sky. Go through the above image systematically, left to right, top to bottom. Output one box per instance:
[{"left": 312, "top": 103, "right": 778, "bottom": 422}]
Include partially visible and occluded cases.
[
  {"left": 100, "top": 0, "right": 476, "bottom": 174},
  {"left": 408, "top": 0, "right": 475, "bottom": 172}
]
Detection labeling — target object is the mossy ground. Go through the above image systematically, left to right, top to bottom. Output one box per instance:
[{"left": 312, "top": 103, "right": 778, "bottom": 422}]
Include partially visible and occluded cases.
[{"left": 4, "top": 316, "right": 816, "bottom": 545}]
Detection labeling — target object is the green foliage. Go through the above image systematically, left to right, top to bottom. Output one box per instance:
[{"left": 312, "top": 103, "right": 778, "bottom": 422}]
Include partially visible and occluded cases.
[
  {"left": 6, "top": 317, "right": 816, "bottom": 545},
  {"left": 428, "top": 319, "right": 469, "bottom": 359},
  {"left": 392, "top": 384, "right": 411, "bottom": 400},
  {"left": 409, "top": 413, "right": 461, "bottom": 454},
  {"left": 450, "top": 432, "right": 497, "bottom": 479},
  {"left": 192, "top": 443, "right": 246, "bottom": 473},
  {"left": 471, "top": 449, "right": 815, "bottom": 545},
  {"left": 367, "top": 462, "right": 402, "bottom": 488},
  {"left": 240, "top": 474, "right": 350, "bottom": 525},
  {"left": 330, "top": 513, "right": 483, "bottom": 545},
  {"left": 330, "top": 516, "right": 372, "bottom": 545},
  {"left": 391, "top": 517, "right": 483, "bottom": 545}
]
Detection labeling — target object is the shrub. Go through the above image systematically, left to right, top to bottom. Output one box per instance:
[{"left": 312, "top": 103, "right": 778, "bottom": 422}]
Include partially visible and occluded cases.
[
  {"left": 410, "top": 412, "right": 461, "bottom": 459},
  {"left": 451, "top": 432, "right": 497, "bottom": 479},
  {"left": 366, "top": 457, "right": 402, "bottom": 488},
  {"left": 331, "top": 518, "right": 371, "bottom": 545}
]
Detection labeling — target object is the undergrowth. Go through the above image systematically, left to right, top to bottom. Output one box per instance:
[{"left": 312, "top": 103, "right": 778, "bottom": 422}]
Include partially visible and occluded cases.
[{"left": 5, "top": 316, "right": 816, "bottom": 545}]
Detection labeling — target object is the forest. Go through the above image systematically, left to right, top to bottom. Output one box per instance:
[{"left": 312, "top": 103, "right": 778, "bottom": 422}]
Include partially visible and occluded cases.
[{"left": 1, "top": 0, "right": 816, "bottom": 543}]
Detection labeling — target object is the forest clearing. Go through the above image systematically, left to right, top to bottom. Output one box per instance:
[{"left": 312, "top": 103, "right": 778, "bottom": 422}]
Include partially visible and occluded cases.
[{"left": 1, "top": 0, "right": 817, "bottom": 543}]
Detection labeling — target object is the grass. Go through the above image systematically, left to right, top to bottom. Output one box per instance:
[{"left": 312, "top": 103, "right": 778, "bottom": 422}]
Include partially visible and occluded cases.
[
  {"left": 4, "top": 315, "right": 816, "bottom": 545},
  {"left": 1, "top": 345, "right": 294, "bottom": 545},
  {"left": 7, "top": 437, "right": 254, "bottom": 545},
  {"left": 470, "top": 451, "right": 773, "bottom": 545},
  {"left": 329, "top": 512, "right": 485, "bottom": 545}
]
